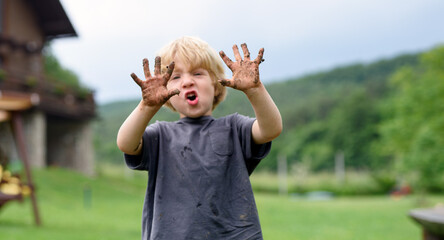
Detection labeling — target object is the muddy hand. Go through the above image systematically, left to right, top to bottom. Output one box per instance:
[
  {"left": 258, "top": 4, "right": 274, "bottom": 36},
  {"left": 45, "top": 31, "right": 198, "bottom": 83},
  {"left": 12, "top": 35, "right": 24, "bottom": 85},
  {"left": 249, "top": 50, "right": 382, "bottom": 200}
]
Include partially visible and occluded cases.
[
  {"left": 219, "top": 43, "right": 264, "bottom": 91},
  {"left": 130, "top": 57, "right": 179, "bottom": 106}
]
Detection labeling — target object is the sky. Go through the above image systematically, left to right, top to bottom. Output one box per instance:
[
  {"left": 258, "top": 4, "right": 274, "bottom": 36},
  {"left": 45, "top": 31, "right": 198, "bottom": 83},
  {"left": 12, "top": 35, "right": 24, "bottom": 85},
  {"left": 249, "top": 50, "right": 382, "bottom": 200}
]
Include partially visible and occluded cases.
[{"left": 51, "top": 0, "right": 444, "bottom": 104}]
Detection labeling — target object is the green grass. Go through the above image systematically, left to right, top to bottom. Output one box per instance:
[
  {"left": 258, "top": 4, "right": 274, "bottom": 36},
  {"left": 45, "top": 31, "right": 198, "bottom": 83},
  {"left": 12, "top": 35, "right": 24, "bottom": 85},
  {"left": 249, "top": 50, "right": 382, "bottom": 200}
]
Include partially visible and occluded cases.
[
  {"left": 0, "top": 167, "right": 442, "bottom": 240},
  {"left": 257, "top": 194, "right": 437, "bottom": 240}
]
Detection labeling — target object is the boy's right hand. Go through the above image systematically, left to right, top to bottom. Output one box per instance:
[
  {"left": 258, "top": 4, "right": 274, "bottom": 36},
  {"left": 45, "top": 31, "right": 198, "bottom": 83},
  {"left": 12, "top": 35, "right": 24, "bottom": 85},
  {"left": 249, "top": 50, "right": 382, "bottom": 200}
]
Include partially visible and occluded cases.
[{"left": 131, "top": 57, "right": 180, "bottom": 107}]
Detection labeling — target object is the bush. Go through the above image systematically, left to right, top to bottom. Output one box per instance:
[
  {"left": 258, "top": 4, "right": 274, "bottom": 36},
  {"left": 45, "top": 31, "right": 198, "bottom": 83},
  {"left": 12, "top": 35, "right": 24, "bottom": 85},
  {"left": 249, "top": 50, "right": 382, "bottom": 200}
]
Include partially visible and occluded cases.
[{"left": 250, "top": 171, "right": 393, "bottom": 196}]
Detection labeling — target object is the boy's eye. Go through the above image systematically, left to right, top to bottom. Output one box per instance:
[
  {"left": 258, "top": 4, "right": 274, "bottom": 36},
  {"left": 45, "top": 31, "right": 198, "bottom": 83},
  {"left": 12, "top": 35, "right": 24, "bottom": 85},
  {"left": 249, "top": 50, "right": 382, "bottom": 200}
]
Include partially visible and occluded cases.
[
  {"left": 194, "top": 72, "right": 202, "bottom": 76},
  {"left": 171, "top": 75, "right": 180, "bottom": 80}
]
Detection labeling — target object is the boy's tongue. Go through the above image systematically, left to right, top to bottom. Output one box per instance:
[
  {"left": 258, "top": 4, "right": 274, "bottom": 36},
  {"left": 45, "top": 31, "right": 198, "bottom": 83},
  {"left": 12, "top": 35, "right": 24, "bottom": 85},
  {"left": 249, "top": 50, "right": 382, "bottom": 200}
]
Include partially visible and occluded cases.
[{"left": 186, "top": 91, "right": 199, "bottom": 105}]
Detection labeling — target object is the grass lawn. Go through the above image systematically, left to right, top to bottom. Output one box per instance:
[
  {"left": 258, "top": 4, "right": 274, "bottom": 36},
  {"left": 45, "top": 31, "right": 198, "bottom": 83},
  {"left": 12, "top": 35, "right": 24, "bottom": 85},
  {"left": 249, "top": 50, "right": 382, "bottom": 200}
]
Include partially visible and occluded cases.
[
  {"left": 0, "top": 167, "right": 442, "bottom": 239},
  {"left": 257, "top": 194, "right": 437, "bottom": 240}
]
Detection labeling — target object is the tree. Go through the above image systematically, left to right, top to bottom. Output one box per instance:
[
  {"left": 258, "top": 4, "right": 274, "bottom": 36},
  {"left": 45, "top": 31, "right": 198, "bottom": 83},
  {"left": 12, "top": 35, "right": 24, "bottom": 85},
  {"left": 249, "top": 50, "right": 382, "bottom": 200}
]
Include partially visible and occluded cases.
[
  {"left": 378, "top": 45, "right": 444, "bottom": 192},
  {"left": 43, "top": 47, "right": 92, "bottom": 98},
  {"left": 327, "top": 89, "right": 380, "bottom": 170}
]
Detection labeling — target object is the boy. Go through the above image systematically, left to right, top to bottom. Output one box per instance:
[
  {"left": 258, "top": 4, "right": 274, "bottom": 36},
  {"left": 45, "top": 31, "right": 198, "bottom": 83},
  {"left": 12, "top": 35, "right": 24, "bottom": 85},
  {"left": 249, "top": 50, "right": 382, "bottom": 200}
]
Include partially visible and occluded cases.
[{"left": 117, "top": 36, "right": 282, "bottom": 239}]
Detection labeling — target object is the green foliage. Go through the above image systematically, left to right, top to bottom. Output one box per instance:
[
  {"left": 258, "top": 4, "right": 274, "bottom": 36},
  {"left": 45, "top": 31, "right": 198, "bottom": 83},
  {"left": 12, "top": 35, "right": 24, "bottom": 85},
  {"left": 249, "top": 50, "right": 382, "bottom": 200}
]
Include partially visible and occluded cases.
[
  {"left": 377, "top": 45, "right": 444, "bottom": 193},
  {"left": 43, "top": 47, "right": 92, "bottom": 97},
  {"left": 262, "top": 52, "right": 419, "bottom": 172},
  {"left": 0, "top": 68, "right": 7, "bottom": 81},
  {"left": 25, "top": 75, "right": 38, "bottom": 87},
  {"left": 326, "top": 89, "right": 380, "bottom": 170},
  {"left": 371, "top": 170, "right": 398, "bottom": 194},
  {"left": 250, "top": 171, "right": 392, "bottom": 196}
]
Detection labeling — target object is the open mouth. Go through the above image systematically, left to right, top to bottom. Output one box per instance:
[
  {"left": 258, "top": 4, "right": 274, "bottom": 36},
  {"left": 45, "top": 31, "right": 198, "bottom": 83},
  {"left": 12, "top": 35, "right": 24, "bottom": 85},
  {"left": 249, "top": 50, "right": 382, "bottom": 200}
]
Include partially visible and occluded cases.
[{"left": 186, "top": 91, "right": 199, "bottom": 105}]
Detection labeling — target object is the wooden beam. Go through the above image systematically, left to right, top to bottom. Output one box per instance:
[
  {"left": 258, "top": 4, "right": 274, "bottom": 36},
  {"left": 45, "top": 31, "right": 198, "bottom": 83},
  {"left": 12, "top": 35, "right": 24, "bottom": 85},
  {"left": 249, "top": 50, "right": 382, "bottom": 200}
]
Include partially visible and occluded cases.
[
  {"left": 0, "top": 97, "right": 32, "bottom": 111},
  {"left": 0, "top": 110, "right": 11, "bottom": 122},
  {"left": 11, "top": 112, "right": 41, "bottom": 226}
]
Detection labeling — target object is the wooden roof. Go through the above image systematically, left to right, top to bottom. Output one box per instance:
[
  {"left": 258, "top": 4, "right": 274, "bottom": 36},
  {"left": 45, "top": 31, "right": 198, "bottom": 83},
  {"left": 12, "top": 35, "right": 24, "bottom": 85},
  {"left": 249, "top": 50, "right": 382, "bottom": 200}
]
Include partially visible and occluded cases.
[
  {"left": 25, "top": 0, "right": 77, "bottom": 40},
  {"left": 0, "top": 1, "right": 95, "bottom": 120}
]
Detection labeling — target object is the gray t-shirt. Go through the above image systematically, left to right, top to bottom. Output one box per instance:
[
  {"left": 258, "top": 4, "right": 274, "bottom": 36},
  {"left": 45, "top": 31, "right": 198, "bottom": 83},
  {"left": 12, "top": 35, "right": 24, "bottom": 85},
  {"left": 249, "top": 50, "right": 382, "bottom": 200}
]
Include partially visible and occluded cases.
[{"left": 124, "top": 113, "right": 271, "bottom": 240}]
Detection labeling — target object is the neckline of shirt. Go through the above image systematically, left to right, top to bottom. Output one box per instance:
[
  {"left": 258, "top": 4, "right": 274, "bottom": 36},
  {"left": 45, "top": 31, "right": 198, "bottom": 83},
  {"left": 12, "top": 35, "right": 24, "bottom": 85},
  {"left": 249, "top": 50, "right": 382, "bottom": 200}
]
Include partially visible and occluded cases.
[{"left": 178, "top": 115, "right": 214, "bottom": 124}]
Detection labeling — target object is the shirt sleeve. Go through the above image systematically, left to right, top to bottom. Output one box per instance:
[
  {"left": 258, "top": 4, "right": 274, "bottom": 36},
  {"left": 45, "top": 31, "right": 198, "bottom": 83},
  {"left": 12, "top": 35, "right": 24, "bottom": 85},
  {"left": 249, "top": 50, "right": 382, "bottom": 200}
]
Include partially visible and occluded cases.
[
  {"left": 234, "top": 114, "right": 272, "bottom": 175},
  {"left": 123, "top": 123, "right": 160, "bottom": 171}
]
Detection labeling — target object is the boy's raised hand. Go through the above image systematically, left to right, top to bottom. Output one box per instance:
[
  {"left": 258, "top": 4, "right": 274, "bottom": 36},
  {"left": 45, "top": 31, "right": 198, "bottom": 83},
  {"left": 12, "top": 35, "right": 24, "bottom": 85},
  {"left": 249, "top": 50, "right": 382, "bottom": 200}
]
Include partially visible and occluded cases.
[
  {"left": 219, "top": 43, "right": 264, "bottom": 92},
  {"left": 131, "top": 57, "right": 179, "bottom": 107}
]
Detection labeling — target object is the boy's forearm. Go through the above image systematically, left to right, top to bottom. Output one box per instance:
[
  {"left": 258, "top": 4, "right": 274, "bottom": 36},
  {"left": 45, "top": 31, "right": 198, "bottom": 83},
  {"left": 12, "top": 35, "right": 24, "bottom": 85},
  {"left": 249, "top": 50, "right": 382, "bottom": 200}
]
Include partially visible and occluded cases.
[
  {"left": 245, "top": 84, "right": 282, "bottom": 144},
  {"left": 116, "top": 100, "right": 161, "bottom": 155}
]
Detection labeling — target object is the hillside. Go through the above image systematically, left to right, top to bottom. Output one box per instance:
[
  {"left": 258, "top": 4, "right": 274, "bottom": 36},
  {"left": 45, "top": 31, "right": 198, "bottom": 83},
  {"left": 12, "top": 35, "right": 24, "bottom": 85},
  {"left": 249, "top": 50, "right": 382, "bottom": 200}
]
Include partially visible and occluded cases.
[{"left": 94, "top": 52, "right": 420, "bottom": 170}]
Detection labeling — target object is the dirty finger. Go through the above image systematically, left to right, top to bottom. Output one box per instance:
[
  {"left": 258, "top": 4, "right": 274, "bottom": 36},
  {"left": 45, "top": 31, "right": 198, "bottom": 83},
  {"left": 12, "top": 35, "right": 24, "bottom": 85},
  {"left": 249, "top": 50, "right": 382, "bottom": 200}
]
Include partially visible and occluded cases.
[
  {"left": 241, "top": 43, "right": 250, "bottom": 61},
  {"left": 232, "top": 44, "right": 242, "bottom": 62},
  {"left": 254, "top": 48, "right": 265, "bottom": 65},
  {"left": 219, "top": 51, "right": 234, "bottom": 70},
  {"left": 131, "top": 73, "right": 144, "bottom": 87}
]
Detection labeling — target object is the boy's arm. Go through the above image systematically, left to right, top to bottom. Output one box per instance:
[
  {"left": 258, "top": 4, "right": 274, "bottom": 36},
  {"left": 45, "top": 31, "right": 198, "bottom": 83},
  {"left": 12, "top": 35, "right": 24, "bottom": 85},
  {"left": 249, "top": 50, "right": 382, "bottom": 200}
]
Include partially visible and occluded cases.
[
  {"left": 219, "top": 44, "right": 282, "bottom": 145},
  {"left": 116, "top": 57, "right": 179, "bottom": 155},
  {"left": 117, "top": 101, "right": 160, "bottom": 155}
]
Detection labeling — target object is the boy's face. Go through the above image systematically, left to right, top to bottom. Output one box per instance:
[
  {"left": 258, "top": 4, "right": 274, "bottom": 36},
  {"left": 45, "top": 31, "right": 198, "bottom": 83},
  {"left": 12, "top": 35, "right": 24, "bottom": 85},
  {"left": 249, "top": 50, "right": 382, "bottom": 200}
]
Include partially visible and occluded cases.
[{"left": 167, "top": 59, "right": 215, "bottom": 118}]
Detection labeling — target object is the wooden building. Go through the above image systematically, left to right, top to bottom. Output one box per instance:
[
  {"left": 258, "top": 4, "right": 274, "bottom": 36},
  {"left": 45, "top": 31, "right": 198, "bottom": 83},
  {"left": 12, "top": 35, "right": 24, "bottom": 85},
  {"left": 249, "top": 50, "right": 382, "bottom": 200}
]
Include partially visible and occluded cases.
[{"left": 0, "top": 0, "right": 96, "bottom": 175}]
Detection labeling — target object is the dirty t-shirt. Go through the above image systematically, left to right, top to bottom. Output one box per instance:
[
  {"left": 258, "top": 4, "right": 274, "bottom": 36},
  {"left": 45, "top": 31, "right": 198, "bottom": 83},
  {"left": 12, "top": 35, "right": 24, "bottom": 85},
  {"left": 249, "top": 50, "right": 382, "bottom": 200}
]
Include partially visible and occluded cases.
[{"left": 124, "top": 113, "right": 271, "bottom": 240}]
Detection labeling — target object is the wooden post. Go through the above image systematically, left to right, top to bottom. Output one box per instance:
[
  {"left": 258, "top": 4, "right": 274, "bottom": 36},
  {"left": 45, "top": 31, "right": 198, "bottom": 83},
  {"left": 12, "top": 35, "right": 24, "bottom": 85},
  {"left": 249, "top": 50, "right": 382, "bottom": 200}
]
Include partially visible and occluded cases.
[
  {"left": 11, "top": 112, "right": 41, "bottom": 226},
  {"left": 335, "top": 150, "right": 345, "bottom": 184},
  {"left": 278, "top": 154, "right": 288, "bottom": 196}
]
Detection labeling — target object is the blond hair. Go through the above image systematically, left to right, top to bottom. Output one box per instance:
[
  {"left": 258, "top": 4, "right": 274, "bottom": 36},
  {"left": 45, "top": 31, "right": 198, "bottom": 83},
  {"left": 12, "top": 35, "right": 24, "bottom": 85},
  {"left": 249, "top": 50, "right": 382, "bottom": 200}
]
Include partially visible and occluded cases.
[{"left": 158, "top": 36, "right": 226, "bottom": 111}]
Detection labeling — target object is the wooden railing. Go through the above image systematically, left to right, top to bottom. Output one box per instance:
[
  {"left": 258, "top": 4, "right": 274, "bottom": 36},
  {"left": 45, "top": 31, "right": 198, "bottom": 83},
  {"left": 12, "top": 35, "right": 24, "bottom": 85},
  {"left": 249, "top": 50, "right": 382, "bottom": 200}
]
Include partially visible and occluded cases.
[{"left": 0, "top": 68, "right": 95, "bottom": 119}]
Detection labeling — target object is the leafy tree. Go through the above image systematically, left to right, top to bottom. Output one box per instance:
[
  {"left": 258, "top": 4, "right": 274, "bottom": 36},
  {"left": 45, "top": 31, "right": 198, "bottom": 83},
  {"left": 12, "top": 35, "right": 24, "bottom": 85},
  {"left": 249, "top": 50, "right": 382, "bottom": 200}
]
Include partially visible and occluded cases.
[
  {"left": 378, "top": 45, "right": 444, "bottom": 192},
  {"left": 43, "top": 47, "right": 92, "bottom": 97},
  {"left": 326, "top": 89, "right": 380, "bottom": 170}
]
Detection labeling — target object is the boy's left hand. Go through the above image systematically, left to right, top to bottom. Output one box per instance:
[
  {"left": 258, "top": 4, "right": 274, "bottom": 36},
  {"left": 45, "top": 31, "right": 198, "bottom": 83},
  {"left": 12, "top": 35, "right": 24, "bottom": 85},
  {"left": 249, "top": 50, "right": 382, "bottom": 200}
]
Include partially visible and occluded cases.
[{"left": 219, "top": 43, "right": 264, "bottom": 92}]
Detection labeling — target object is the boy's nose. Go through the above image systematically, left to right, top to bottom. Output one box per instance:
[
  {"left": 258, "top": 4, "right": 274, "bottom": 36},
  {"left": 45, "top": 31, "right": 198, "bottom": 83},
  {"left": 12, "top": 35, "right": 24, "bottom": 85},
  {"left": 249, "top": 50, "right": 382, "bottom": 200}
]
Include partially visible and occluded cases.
[{"left": 181, "top": 75, "right": 194, "bottom": 88}]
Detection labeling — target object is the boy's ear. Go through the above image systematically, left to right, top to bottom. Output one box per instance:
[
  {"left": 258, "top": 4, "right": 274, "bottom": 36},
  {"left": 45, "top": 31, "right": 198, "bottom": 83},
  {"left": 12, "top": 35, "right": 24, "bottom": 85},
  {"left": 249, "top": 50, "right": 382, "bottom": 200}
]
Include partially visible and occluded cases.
[
  {"left": 214, "top": 78, "right": 223, "bottom": 97},
  {"left": 212, "top": 79, "right": 226, "bottom": 109},
  {"left": 214, "top": 82, "right": 220, "bottom": 95}
]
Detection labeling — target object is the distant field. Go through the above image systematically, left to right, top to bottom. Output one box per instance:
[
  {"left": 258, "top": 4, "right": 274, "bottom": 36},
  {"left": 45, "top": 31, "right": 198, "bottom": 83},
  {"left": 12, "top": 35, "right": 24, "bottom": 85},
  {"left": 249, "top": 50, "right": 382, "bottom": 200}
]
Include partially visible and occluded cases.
[{"left": 0, "top": 167, "right": 441, "bottom": 240}]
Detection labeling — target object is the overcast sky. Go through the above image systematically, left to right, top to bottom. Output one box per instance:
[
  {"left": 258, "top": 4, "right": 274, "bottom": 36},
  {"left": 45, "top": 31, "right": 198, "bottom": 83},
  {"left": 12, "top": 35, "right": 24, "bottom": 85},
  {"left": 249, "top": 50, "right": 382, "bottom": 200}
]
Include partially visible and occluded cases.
[{"left": 51, "top": 0, "right": 444, "bottom": 104}]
